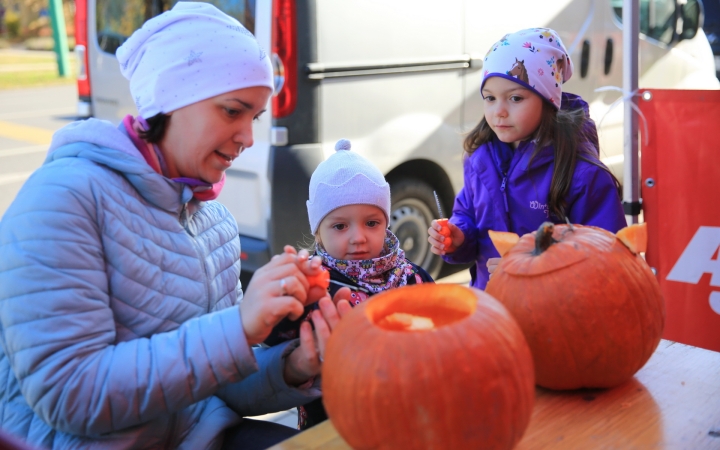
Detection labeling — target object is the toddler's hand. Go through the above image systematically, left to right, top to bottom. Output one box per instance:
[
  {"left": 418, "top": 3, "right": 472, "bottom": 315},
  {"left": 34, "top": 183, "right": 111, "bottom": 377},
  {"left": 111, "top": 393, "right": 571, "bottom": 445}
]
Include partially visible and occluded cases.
[
  {"left": 428, "top": 219, "right": 464, "bottom": 255},
  {"left": 487, "top": 257, "right": 501, "bottom": 277},
  {"left": 331, "top": 287, "right": 354, "bottom": 311},
  {"left": 283, "top": 296, "right": 352, "bottom": 385}
]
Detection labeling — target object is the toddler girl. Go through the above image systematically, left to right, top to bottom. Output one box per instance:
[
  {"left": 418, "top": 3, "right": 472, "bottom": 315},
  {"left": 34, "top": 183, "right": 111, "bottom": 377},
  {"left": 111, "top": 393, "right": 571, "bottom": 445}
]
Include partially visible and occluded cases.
[{"left": 267, "top": 139, "right": 434, "bottom": 429}]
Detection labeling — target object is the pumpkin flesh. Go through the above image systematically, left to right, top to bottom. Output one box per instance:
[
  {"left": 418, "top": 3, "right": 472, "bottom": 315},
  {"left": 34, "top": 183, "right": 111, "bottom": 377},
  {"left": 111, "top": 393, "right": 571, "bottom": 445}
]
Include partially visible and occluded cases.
[
  {"left": 616, "top": 222, "right": 648, "bottom": 254},
  {"left": 489, "top": 230, "right": 521, "bottom": 257},
  {"left": 378, "top": 312, "right": 435, "bottom": 330}
]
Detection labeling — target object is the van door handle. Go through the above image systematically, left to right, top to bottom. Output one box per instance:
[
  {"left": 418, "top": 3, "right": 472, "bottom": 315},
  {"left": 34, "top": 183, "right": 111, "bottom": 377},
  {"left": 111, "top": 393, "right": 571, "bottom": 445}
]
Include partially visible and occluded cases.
[
  {"left": 604, "top": 38, "right": 614, "bottom": 75},
  {"left": 580, "top": 40, "right": 590, "bottom": 78}
]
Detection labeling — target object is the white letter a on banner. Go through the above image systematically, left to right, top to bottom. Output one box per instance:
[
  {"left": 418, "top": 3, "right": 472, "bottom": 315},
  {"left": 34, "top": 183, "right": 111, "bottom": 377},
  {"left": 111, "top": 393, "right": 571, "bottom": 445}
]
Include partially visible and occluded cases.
[{"left": 667, "top": 226, "right": 720, "bottom": 287}]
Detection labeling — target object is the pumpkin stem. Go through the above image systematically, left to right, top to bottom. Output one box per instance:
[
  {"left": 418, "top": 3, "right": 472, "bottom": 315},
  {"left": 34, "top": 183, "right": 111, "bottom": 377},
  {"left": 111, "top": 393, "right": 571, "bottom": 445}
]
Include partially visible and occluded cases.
[
  {"left": 560, "top": 217, "right": 575, "bottom": 239},
  {"left": 533, "top": 222, "right": 557, "bottom": 255}
]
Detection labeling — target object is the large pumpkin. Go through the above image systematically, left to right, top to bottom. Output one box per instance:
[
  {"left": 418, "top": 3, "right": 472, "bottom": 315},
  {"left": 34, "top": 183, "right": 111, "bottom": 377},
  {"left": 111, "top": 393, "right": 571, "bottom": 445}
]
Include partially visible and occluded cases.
[
  {"left": 486, "top": 222, "right": 665, "bottom": 390},
  {"left": 322, "top": 284, "right": 535, "bottom": 450}
]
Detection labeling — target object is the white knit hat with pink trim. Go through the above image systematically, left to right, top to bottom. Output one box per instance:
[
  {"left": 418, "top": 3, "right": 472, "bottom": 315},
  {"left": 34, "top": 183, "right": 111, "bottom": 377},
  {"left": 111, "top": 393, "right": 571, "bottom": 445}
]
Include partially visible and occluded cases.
[
  {"left": 116, "top": 2, "right": 273, "bottom": 118},
  {"left": 481, "top": 28, "right": 573, "bottom": 108},
  {"left": 307, "top": 139, "right": 391, "bottom": 235}
]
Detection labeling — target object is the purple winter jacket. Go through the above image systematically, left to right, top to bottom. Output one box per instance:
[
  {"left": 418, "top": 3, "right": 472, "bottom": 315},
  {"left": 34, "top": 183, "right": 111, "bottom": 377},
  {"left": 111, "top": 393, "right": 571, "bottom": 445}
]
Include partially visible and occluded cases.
[{"left": 443, "top": 93, "right": 626, "bottom": 289}]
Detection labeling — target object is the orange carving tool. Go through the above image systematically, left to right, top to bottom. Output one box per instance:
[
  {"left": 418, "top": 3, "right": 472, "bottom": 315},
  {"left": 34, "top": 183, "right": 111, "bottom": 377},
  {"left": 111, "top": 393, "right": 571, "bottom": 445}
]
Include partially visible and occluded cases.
[
  {"left": 433, "top": 191, "right": 452, "bottom": 247},
  {"left": 306, "top": 270, "right": 330, "bottom": 290}
]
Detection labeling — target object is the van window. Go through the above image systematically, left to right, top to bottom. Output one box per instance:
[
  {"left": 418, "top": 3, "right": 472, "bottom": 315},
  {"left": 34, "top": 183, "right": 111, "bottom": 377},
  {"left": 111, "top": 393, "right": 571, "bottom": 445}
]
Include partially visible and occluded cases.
[
  {"left": 96, "top": 0, "right": 256, "bottom": 55},
  {"left": 612, "top": 0, "right": 678, "bottom": 45}
]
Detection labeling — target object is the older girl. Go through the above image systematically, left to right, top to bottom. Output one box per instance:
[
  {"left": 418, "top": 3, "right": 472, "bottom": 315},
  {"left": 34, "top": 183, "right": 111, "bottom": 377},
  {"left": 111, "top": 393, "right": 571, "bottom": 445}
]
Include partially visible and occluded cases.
[{"left": 428, "top": 28, "right": 625, "bottom": 289}]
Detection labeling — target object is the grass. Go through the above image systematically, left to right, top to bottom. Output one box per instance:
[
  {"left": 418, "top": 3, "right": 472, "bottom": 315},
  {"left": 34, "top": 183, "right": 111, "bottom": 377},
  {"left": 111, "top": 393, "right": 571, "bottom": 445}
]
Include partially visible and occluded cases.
[
  {"left": 0, "top": 51, "right": 76, "bottom": 90},
  {"left": 0, "top": 53, "right": 57, "bottom": 64},
  {"left": 0, "top": 71, "right": 76, "bottom": 90}
]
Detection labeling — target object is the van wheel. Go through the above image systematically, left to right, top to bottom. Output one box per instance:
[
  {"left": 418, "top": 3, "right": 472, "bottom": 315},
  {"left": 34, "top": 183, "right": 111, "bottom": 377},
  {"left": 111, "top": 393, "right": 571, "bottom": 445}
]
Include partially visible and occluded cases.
[{"left": 389, "top": 179, "right": 443, "bottom": 279}]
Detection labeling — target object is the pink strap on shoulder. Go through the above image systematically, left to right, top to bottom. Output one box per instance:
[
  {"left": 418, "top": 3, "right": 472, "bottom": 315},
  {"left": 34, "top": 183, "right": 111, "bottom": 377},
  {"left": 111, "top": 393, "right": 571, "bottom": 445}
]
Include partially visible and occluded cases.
[{"left": 193, "top": 173, "right": 226, "bottom": 201}]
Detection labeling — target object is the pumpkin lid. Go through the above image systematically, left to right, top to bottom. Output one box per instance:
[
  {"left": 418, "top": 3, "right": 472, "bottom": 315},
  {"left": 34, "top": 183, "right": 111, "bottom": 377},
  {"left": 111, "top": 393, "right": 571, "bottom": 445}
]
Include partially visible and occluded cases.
[{"left": 616, "top": 222, "right": 647, "bottom": 254}]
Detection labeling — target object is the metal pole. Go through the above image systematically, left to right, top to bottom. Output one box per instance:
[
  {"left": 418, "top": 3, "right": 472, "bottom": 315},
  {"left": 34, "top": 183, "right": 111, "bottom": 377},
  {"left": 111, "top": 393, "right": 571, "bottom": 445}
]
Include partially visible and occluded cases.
[
  {"left": 48, "top": 0, "right": 71, "bottom": 77},
  {"left": 623, "top": 0, "right": 640, "bottom": 224}
]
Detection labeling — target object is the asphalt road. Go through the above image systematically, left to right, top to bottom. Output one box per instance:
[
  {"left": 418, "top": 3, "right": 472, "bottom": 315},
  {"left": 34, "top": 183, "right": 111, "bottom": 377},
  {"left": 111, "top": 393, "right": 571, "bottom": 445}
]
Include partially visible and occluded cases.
[{"left": 0, "top": 84, "right": 79, "bottom": 219}]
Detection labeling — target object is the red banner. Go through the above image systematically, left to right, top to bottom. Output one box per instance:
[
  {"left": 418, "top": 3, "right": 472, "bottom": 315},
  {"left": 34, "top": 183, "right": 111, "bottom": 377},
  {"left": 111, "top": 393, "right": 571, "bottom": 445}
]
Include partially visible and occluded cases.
[{"left": 640, "top": 89, "right": 720, "bottom": 352}]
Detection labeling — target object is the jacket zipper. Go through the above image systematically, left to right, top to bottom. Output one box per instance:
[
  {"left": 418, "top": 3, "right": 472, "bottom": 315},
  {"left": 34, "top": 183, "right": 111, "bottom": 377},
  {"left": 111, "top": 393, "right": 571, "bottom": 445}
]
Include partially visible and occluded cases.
[
  {"left": 500, "top": 143, "right": 528, "bottom": 227},
  {"left": 500, "top": 173, "right": 509, "bottom": 213},
  {"left": 180, "top": 202, "right": 213, "bottom": 313}
]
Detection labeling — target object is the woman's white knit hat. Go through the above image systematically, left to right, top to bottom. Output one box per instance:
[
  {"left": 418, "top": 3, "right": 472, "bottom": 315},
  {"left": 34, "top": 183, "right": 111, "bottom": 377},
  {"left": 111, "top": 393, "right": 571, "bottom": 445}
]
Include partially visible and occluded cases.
[
  {"left": 116, "top": 2, "right": 273, "bottom": 118},
  {"left": 481, "top": 27, "right": 573, "bottom": 109},
  {"left": 307, "top": 139, "right": 391, "bottom": 234}
]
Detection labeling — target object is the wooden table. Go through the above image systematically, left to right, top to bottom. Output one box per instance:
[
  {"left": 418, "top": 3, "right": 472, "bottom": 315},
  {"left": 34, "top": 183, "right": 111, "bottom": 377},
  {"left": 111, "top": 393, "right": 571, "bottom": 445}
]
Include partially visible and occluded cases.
[{"left": 271, "top": 340, "right": 720, "bottom": 449}]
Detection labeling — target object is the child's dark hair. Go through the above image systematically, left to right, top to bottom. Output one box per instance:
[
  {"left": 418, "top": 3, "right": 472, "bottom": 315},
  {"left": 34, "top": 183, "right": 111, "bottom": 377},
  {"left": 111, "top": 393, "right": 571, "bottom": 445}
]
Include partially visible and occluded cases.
[
  {"left": 463, "top": 101, "right": 620, "bottom": 220},
  {"left": 138, "top": 113, "right": 171, "bottom": 143}
]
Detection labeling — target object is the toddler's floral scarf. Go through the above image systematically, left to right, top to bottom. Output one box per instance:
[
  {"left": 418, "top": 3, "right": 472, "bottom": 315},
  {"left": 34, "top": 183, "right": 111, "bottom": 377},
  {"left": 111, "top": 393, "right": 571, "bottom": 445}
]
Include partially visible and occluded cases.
[{"left": 316, "top": 229, "right": 416, "bottom": 294}]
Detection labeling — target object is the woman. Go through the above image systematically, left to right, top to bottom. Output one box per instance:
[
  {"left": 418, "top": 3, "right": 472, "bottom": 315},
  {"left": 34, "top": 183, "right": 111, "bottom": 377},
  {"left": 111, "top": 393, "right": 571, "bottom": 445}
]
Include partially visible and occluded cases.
[{"left": 0, "top": 3, "right": 349, "bottom": 449}]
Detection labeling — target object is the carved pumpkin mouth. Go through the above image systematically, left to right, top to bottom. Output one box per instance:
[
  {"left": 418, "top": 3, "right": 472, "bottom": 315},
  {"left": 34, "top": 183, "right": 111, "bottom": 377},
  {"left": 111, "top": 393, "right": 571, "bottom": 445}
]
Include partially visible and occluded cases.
[{"left": 367, "top": 284, "right": 477, "bottom": 331}]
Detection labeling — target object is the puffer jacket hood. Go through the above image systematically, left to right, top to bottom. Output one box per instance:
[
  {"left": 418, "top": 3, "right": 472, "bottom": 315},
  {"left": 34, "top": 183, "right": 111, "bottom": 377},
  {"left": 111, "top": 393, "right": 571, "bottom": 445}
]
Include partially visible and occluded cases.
[{"left": 47, "top": 118, "right": 193, "bottom": 211}]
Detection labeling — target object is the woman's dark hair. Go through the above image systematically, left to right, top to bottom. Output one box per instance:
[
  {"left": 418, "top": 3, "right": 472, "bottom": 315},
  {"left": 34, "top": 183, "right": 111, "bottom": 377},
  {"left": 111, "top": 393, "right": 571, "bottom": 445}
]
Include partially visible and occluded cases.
[
  {"left": 463, "top": 101, "right": 620, "bottom": 220},
  {"left": 138, "top": 113, "right": 171, "bottom": 144}
]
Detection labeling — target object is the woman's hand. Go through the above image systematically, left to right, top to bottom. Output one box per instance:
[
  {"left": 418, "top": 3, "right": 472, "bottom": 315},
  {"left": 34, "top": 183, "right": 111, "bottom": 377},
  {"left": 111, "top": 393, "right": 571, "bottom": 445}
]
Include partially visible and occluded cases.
[
  {"left": 428, "top": 219, "right": 465, "bottom": 255},
  {"left": 281, "top": 245, "right": 328, "bottom": 302},
  {"left": 240, "top": 247, "right": 325, "bottom": 345},
  {"left": 486, "top": 257, "right": 501, "bottom": 278},
  {"left": 283, "top": 290, "right": 353, "bottom": 386}
]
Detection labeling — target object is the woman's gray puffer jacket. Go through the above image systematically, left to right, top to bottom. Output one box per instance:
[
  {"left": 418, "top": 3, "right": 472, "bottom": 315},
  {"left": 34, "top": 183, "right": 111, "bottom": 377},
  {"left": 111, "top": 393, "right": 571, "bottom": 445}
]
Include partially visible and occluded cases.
[{"left": 0, "top": 118, "right": 319, "bottom": 449}]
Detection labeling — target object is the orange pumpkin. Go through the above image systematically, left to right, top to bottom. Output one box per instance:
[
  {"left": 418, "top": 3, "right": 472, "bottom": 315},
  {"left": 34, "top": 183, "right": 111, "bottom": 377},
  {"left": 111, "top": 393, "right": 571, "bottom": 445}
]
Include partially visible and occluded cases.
[
  {"left": 486, "top": 222, "right": 665, "bottom": 390},
  {"left": 322, "top": 284, "right": 535, "bottom": 450}
]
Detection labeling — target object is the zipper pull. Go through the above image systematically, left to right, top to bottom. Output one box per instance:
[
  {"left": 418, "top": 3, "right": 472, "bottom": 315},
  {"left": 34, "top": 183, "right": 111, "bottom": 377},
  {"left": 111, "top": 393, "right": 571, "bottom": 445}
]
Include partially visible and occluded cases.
[{"left": 180, "top": 203, "right": 189, "bottom": 229}]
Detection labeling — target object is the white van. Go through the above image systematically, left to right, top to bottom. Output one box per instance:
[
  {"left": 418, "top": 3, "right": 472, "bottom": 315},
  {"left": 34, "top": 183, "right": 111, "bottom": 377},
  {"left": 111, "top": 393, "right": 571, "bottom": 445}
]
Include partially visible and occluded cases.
[{"left": 74, "top": 0, "right": 718, "bottom": 280}]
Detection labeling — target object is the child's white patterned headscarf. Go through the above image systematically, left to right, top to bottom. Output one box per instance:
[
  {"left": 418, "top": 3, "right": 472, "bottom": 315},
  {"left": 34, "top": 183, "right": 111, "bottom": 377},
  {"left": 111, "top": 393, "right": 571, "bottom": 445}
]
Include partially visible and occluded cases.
[
  {"left": 116, "top": 2, "right": 273, "bottom": 118},
  {"left": 481, "top": 28, "right": 573, "bottom": 109}
]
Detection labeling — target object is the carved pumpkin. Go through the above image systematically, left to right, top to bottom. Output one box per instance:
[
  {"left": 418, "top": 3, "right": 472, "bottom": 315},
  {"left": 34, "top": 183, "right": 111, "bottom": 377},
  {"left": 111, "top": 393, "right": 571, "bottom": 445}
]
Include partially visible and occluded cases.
[
  {"left": 486, "top": 222, "right": 665, "bottom": 390},
  {"left": 322, "top": 284, "right": 535, "bottom": 450}
]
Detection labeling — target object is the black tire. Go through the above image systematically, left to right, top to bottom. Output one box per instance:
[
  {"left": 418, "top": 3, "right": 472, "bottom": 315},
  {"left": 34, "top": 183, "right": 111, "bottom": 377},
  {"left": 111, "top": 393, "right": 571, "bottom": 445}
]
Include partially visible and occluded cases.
[{"left": 389, "top": 178, "right": 444, "bottom": 279}]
